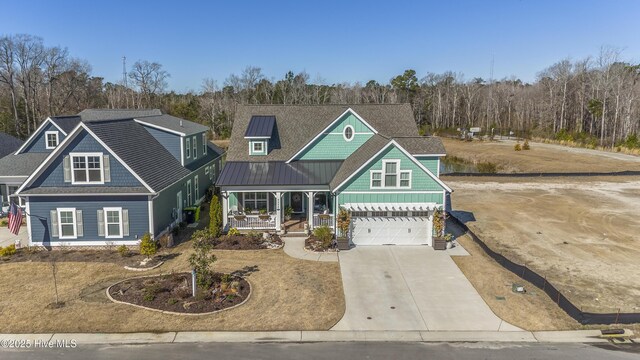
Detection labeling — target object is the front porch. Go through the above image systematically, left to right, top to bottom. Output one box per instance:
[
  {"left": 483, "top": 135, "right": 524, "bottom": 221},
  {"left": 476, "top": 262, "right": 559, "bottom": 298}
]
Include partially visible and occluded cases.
[{"left": 222, "top": 190, "right": 335, "bottom": 233}]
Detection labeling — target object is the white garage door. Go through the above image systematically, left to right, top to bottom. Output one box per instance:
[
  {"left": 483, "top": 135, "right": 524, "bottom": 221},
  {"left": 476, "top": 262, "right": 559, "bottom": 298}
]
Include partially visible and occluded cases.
[{"left": 351, "top": 216, "right": 432, "bottom": 246}]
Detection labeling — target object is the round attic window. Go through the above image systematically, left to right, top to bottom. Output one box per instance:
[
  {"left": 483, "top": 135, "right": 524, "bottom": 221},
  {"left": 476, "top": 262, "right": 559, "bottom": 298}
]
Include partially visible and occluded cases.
[{"left": 343, "top": 125, "right": 354, "bottom": 142}]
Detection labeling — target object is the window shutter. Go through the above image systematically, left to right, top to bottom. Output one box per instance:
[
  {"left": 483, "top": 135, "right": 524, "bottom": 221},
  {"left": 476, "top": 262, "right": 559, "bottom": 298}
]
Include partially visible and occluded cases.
[
  {"left": 103, "top": 155, "right": 111, "bottom": 182},
  {"left": 63, "top": 156, "right": 71, "bottom": 182},
  {"left": 97, "top": 209, "right": 104, "bottom": 237},
  {"left": 122, "top": 209, "right": 130, "bottom": 237},
  {"left": 50, "top": 210, "right": 59, "bottom": 238},
  {"left": 76, "top": 210, "right": 84, "bottom": 237}
]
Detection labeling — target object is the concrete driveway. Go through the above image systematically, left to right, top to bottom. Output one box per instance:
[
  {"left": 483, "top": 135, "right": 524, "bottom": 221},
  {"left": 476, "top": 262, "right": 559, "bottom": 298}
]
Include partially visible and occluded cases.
[
  {"left": 0, "top": 226, "right": 27, "bottom": 248},
  {"left": 332, "top": 246, "right": 521, "bottom": 331}
]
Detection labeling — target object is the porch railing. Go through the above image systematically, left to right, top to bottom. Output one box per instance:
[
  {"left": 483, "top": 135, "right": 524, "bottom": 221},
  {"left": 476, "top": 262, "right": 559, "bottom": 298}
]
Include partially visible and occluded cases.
[
  {"left": 313, "top": 213, "right": 334, "bottom": 229},
  {"left": 228, "top": 214, "right": 276, "bottom": 230}
]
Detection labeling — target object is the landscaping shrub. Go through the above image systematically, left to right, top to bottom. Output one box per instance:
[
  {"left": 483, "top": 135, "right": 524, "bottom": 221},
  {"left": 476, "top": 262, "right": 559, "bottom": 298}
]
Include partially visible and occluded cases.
[
  {"left": 523, "top": 139, "right": 530, "bottom": 150},
  {"left": 514, "top": 143, "right": 522, "bottom": 151},
  {"left": 477, "top": 161, "right": 498, "bottom": 173},
  {"left": 209, "top": 195, "right": 222, "bottom": 238},
  {"left": 336, "top": 207, "right": 351, "bottom": 238},
  {"left": 433, "top": 209, "right": 447, "bottom": 237},
  {"left": 0, "top": 218, "right": 7, "bottom": 227},
  {"left": 179, "top": 222, "right": 187, "bottom": 230},
  {"left": 313, "top": 225, "right": 333, "bottom": 248},
  {"left": 171, "top": 226, "right": 180, "bottom": 236},
  {"left": 227, "top": 228, "right": 240, "bottom": 236},
  {"left": 247, "top": 230, "right": 260, "bottom": 238},
  {"left": 139, "top": 233, "right": 157, "bottom": 258},
  {"left": 0, "top": 244, "right": 16, "bottom": 257},
  {"left": 117, "top": 244, "right": 129, "bottom": 257}
]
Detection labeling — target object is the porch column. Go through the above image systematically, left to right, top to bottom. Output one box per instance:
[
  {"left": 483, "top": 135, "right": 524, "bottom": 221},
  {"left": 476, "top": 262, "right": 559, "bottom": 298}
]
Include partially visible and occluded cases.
[
  {"left": 222, "top": 191, "right": 229, "bottom": 229},
  {"left": 307, "top": 191, "right": 315, "bottom": 230},
  {"left": 274, "top": 192, "right": 281, "bottom": 232}
]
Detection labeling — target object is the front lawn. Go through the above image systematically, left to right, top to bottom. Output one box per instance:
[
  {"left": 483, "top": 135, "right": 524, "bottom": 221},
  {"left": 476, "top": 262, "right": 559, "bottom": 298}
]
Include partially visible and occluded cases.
[{"left": 0, "top": 241, "right": 344, "bottom": 332}]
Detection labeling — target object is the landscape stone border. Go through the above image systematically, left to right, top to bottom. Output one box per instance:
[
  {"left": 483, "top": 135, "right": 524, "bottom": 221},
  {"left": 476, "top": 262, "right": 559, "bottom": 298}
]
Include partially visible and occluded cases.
[
  {"left": 124, "top": 260, "right": 165, "bottom": 272},
  {"left": 105, "top": 272, "right": 252, "bottom": 316}
]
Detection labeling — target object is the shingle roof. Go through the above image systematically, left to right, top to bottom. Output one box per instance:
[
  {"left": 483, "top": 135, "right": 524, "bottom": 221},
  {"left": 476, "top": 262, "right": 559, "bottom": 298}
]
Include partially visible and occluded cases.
[
  {"left": 228, "top": 104, "right": 418, "bottom": 162},
  {"left": 78, "top": 109, "right": 163, "bottom": 121},
  {"left": 133, "top": 114, "right": 209, "bottom": 135},
  {"left": 50, "top": 116, "right": 82, "bottom": 134},
  {"left": 244, "top": 116, "right": 275, "bottom": 138},
  {"left": 85, "top": 119, "right": 190, "bottom": 191},
  {"left": 0, "top": 132, "right": 23, "bottom": 158},
  {"left": 329, "top": 135, "right": 390, "bottom": 190},
  {"left": 394, "top": 136, "right": 446, "bottom": 155},
  {"left": 0, "top": 152, "right": 48, "bottom": 177},
  {"left": 216, "top": 161, "right": 343, "bottom": 187},
  {"left": 20, "top": 186, "right": 150, "bottom": 195}
]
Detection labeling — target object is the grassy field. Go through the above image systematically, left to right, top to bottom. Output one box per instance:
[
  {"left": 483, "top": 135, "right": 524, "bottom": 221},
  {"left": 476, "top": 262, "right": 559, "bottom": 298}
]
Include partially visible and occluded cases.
[
  {"left": 442, "top": 137, "right": 640, "bottom": 173},
  {"left": 0, "top": 242, "right": 345, "bottom": 333}
]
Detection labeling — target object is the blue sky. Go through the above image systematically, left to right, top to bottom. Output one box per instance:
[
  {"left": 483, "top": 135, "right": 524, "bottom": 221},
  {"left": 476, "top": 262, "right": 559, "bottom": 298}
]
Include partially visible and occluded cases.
[{"left": 1, "top": 0, "right": 638, "bottom": 91}]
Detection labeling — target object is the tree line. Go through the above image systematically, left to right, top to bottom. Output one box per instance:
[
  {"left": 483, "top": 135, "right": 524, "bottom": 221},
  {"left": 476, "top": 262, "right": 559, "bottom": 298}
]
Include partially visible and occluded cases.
[{"left": 1, "top": 33, "right": 638, "bottom": 148}]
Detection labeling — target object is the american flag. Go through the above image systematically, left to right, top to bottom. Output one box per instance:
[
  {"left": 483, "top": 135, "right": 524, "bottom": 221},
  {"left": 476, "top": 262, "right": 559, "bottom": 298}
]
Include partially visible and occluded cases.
[{"left": 7, "top": 202, "right": 22, "bottom": 235}]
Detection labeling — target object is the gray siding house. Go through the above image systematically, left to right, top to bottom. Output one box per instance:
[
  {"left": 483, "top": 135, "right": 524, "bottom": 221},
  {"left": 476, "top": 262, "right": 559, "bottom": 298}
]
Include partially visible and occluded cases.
[{"left": 6, "top": 109, "right": 224, "bottom": 246}]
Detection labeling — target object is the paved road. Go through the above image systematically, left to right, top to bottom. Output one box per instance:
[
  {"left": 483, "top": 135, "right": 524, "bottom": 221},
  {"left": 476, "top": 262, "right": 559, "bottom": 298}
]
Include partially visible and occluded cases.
[
  {"left": 332, "top": 246, "right": 519, "bottom": 331},
  {"left": 1, "top": 342, "right": 638, "bottom": 360}
]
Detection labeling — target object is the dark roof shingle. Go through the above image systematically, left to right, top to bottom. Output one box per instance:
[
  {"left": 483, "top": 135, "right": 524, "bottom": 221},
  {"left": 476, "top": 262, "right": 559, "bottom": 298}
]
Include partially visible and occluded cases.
[
  {"left": 78, "top": 109, "right": 162, "bottom": 121},
  {"left": 50, "top": 116, "right": 82, "bottom": 134},
  {"left": 85, "top": 119, "right": 190, "bottom": 191},
  {"left": 0, "top": 132, "right": 23, "bottom": 158},
  {"left": 329, "top": 135, "right": 390, "bottom": 190},
  {"left": 394, "top": 136, "right": 446, "bottom": 155},
  {"left": 0, "top": 152, "right": 48, "bottom": 177},
  {"left": 20, "top": 186, "right": 149, "bottom": 195}
]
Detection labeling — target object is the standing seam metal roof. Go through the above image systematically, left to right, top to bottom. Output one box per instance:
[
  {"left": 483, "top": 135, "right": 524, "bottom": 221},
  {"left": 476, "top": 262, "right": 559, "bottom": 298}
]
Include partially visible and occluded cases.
[{"left": 244, "top": 116, "right": 275, "bottom": 138}]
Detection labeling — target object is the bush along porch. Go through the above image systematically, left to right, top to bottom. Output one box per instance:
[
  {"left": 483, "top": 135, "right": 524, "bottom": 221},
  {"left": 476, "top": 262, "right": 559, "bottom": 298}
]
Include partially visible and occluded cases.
[{"left": 216, "top": 104, "right": 452, "bottom": 247}]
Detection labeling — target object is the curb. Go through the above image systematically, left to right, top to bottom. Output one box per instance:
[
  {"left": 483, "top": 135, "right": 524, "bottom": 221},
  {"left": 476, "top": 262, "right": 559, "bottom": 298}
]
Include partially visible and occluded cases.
[{"left": 0, "top": 330, "right": 614, "bottom": 345}]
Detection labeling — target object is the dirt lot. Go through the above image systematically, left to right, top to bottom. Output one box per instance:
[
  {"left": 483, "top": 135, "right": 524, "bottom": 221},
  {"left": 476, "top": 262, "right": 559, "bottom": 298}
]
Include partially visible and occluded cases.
[
  {"left": 443, "top": 137, "right": 640, "bottom": 173},
  {"left": 449, "top": 177, "right": 640, "bottom": 314},
  {"left": 0, "top": 242, "right": 344, "bottom": 333}
]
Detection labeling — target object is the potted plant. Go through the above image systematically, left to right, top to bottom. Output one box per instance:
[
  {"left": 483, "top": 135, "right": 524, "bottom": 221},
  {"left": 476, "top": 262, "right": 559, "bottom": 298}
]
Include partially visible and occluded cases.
[
  {"left": 244, "top": 206, "right": 252, "bottom": 214},
  {"left": 284, "top": 206, "right": 293, "bottom": 221},
  {"left": 335, "top": 207, "right": 351, "bottom": 250},
  {"left": 258, "top": 208, "right": 270, "bottom": 220},
  {"left": 232, "top": 209, "right": 246, "bottom": 221},
  {"left": 432, "top": 209, "right": 447, "bottom": 250},
  {"left": 444, "top": 233, "right": 454, "bottom": 249}
]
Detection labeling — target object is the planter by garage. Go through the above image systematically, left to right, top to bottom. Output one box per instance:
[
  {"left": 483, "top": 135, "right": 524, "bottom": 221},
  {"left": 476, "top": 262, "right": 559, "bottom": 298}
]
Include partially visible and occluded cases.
[
  {"left": 336, "top": 237, "right": 350, "bottom": 250},
  {"left": 433, "top": 237, "right": 447, "bottom": 250}
]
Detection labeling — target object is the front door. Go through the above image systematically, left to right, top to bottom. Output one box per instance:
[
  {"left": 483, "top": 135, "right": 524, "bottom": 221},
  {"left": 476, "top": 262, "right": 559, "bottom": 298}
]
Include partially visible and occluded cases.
[{"left": 291, "top": 192, "right": 304, "bottom": 213}]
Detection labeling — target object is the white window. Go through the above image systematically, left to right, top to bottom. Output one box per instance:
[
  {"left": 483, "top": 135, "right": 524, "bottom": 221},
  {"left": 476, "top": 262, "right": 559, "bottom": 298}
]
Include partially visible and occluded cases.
[
  {"left": 343, "top": 125, "right": 354, "bottom": 141},
  {"left": 45, "top": 131, "right": 59, "bottom": 149},
  {"left": 202, "top": 133, "right": 207, "bottom": 155},
  {"left": 192, "top": 136, "right": 197, "bottom": 159},
  {"left": 186, "top": 138, "right": 191, "bottom": 159},
  {"left": 253, "top": 141, "right": 263, "bottom": 153},
  {"left": 71, "top": 153, "right": 103, "bottom": 184},
  {"left": 383, "top": 160, "right": 399, "bottom": 187},
  {"left": 209, "top": 165, "right": 213, "bottom": 180},
  {"left": 205, "top": 166, "right": 209, "bottom": 175},
  {"left": 370, "top": 171, "right": 382, "bottom": 188},
  {"left": 400, "top": 171, "right": 411, "bottom": 188},
  {"left": 194, "top": 175, "right": 199, "bottom": 202},
  {"left": 187, "top": 180, "right": 192, "bottom": 206},
  {"left": 243, "top": 192, "right": 268, "bottom": 212},
  {"left": 104, "top": 207, "right": 123, "bottom": 238},
  {"left": 58, "top": 208, "right": 77, "bottom": 239}
]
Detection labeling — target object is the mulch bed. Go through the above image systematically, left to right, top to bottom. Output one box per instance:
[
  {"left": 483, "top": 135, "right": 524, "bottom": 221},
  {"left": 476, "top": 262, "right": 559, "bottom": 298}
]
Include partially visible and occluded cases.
[
  {"left": 212, "top": 234, "right": 283, "bottom": 250},
  {"left": 305, "top": 235, "right": 337, "bottom": 252},
  {"left": 0, "top": 248, "right": 178, "bottom": 267},
  {"left": 108, "top": 272, "right": 250, "bottom": 314}
]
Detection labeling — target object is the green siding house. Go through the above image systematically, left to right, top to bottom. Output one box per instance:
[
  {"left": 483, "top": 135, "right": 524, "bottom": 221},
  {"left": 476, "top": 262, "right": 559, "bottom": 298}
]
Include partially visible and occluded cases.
[{"left": 216, "top": 104, "right": 451, "bottom": 246}]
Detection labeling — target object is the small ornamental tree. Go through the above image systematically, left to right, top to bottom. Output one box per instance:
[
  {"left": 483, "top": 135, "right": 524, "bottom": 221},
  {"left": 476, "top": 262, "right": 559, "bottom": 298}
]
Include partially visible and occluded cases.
[
  {"left": 523, "top": 139, "right": 531, "bottom": 150},
  {"left": 209, "top": 195, "right": 222, "bottom": 238},
  {"left": 336, "top": 207, "right": 351, "bottom": 238},
  {"left": 433, "top": 209, "right": 447, "bottom": 237},
  {"left": 139, "top": 232, "right": 157, "bottom": 258},
  {"left": 188, "top": 232, "right": 218, "bottom": 289}
]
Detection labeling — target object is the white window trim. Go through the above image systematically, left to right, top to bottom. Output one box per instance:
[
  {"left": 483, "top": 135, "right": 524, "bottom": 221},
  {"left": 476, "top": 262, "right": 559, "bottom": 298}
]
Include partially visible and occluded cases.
[
  {"left": 343, "top": 125, "right": 354, "bottom": 142},
  {"left": 45, "top": 131, "right": 59, "bottom": 149},
  {"left": 202, "top": 133, "right": 207, "bottom": 155},
  {"left": 192, "top": 136, "right": 197, "bottom": 159},
  {"left": 186, "top": 138, "right": 191, "bottom": 159},
  {"left": 252, "top": 141, "right": 265, "bottom": 154},
  {"left": 70, "top": 152, "right": 104, "bottom": 185},
  {"left": 382, "top": 159, "right": 400, "bottom": 188},
  {"left": 205, "top": 166, "right": 209, "bottom": 174},
  {"left": 370, "top": 170, "right": 382, "bottom": 188},
  {"left": 399, "top": 170, "right": 412, "bottom": 188},
  {"left": 194, "top": 175, "right": 199, "bottom": 202},
  {"left": 187, "top": 179, "right": 192, "bottom": 206},
  {"left": 242, "top": 192, "right": 269, "bottom": 211},
  {"left": 57, "top": 207, "right": 77, "bottom": 240},
  {"left": 104, "top": 207, "right": 123, "bottom": 239}
]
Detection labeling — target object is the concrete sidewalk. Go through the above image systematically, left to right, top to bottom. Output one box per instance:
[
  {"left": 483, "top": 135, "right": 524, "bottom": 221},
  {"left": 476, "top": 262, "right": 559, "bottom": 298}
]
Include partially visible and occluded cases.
[
  {"left": 283, "top": 236, "right": 338, "bottom": 262},
  {"left": 0, "top": 330, "right": 613, "bottom": 345}
]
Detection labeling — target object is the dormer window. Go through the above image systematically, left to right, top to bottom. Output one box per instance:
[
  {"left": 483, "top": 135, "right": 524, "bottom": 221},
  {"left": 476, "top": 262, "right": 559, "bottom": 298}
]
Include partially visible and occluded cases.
[
  {"left": 245, "top": 115, "right": 274, "bottom": 156},
  {"left": 45, "top": 131, "right": 59, "bottom": 149},
  {"left": 186, "top": 138, "right": 191, "bottom": 159},
  {"left": 253, "top": 142, "right": 263, "bottom": 153}
]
